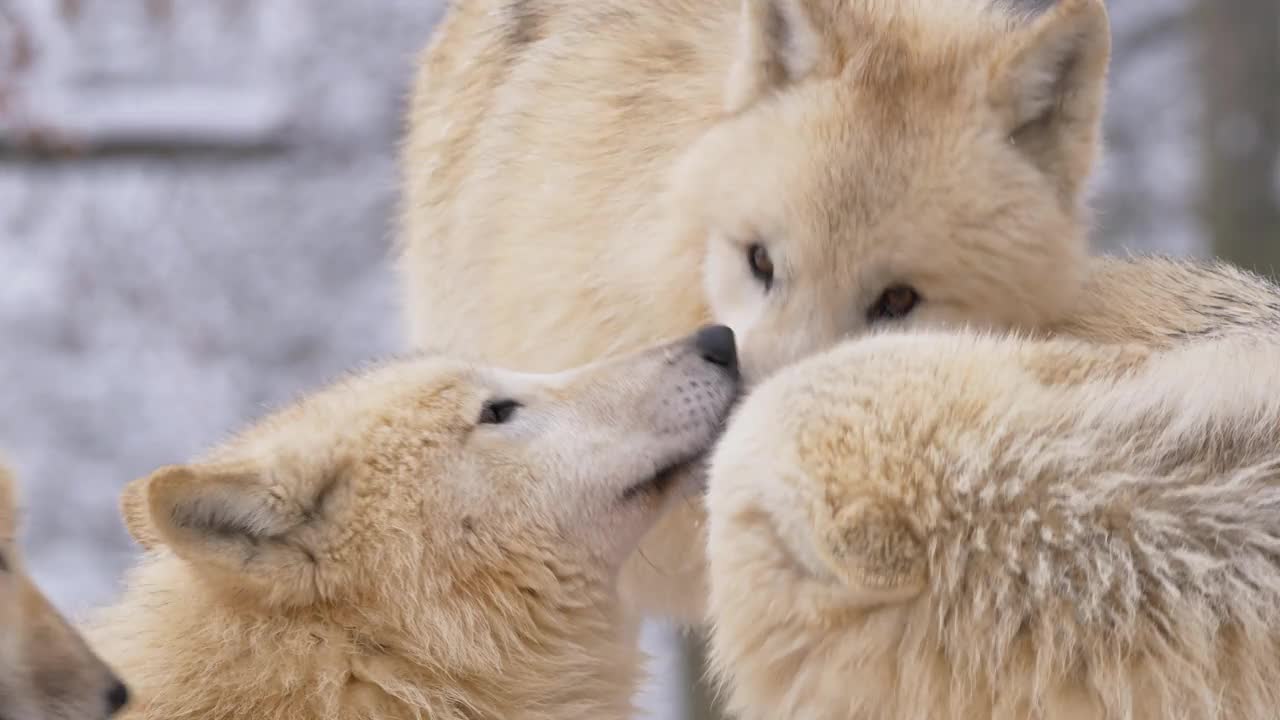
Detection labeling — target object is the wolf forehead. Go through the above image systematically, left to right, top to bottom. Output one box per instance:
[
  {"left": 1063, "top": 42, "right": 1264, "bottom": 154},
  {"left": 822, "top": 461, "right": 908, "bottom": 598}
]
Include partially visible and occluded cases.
[{"left": 221, "top": 357, "right": 490, "bottom": 452}]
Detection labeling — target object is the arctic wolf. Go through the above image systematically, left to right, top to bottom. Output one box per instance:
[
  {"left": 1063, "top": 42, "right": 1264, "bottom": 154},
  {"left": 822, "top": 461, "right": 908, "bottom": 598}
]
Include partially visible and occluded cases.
[
  {"left": 398, "top": 0, "right": 1112, "bottom": 618},
  {"left": 399, "top": 0, "right": 1278, "bottom": 623},
  {"left": 84, "top": 327, "right": 740, "bottom": 720},
  {"left": 706, "top": 329, "right": 1280, "bottom": 719},
  {"left": 0, "top": 459, "right": 130, "bottom": 720}
]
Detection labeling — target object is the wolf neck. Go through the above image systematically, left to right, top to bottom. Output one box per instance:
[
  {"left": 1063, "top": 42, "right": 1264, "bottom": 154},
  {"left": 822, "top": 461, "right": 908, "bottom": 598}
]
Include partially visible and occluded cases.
[{"left": 87, "top": 555, "right": 642, "bottom": 720}]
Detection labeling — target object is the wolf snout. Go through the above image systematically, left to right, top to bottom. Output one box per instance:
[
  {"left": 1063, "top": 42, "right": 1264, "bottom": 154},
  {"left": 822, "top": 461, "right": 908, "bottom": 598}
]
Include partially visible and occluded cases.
[
  {"left": 693, "top": 324, "right": 738, "bottom": 374},
  {"left": 107, "top": 677, "right": 130, "bottom": 716}
]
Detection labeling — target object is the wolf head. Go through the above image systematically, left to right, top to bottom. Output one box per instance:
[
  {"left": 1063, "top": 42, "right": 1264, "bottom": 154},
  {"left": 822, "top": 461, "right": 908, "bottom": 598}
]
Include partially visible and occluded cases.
[
  {"left": 671, "top": 0, "right": 1109, "bottom": 382},
  {"left": 119, "top": 328, "right": 739, "bottom": 617},
  {"left": 0, "top": 460, "right": 130, "bottom": 720}
]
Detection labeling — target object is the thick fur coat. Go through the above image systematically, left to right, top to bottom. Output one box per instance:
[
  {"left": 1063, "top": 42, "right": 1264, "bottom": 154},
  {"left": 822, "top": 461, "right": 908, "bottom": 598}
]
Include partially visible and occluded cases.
[{"left": 707, "top": 328, "right": 1280, "bottom": 719}]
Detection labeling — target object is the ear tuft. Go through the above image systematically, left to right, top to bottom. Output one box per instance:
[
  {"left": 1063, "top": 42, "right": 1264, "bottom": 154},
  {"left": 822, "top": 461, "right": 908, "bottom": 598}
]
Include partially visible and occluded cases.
[
  {"left": 725, "top": 0, "right": 828, "bottom": 112},
  {"left": 991, "top": 0, "right": 1110, "bottom": 203},
  {"left": 120, "top": 475, "right": 162, "bottom": 551},
  {"left": 819, "top": 497, "right": 926, "bottom": 604}
]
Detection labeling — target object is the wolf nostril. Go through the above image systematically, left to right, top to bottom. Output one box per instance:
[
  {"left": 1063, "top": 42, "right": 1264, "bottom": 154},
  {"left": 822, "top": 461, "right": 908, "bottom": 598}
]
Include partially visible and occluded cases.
[
  {"left": 694, "top": 324, "right": 738, "bottom": 370},
  {"left": 106, "top": 680, "right": 130, "bottom": 715}
]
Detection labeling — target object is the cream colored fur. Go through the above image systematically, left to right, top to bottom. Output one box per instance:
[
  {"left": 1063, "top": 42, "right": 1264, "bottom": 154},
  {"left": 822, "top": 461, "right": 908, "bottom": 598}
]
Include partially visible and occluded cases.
[
  {"left": 401, "top": 0, "right": 1114, "bottom": 622},
  {"left": 1050, "top": 254, "right": 1280, "bottom": 347},
  {"left": 707, "top": 329, "right": 1280, "bottom": 719},
  {"left": 83, "top": 331, "right": 739, "bottom": 720},
  {"left": 0, "top": 458, "right": 129, "bottom": 720}
]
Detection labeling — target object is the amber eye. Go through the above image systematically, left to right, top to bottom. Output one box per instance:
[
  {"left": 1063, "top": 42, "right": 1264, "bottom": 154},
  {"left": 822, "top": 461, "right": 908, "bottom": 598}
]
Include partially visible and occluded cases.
[
  {"left": 747, "top": 243, "right": 774, "bottom": 290},
  {"left": 867, "top": 285, "right": 921, "bottom": 322},
  {"left": 478, "top": 399, "right": 521, "bottom": 425}
]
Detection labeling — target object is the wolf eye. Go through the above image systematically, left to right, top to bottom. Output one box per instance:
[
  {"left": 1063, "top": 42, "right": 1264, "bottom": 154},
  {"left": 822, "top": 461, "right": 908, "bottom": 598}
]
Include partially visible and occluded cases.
[
  {"left": 746, "top": 243, "right": 774, "bottom": 290},
  {"left": 867, "top": 285, "right": 920, "bottom": 323},
  {"left": 478, "top": 399, "right": 521, "bottom": 425}
]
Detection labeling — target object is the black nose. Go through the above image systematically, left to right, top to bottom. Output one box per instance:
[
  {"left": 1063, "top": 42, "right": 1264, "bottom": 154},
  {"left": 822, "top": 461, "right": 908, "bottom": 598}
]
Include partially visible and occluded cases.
[
  {"left": 694, "top": 324, "right": 738, "bottom": 371},
  {"left": 106, "top": 679, "right": 130, "bottom": 715}
]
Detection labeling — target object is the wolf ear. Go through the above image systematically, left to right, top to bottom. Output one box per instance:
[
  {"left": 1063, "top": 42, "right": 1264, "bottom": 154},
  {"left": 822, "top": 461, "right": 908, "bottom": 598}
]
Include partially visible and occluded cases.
[
  {"left": 725, "top": 0, "right": 829, "bottom": 112},
  {"left": 990, "top": 0, "right": 1110, "bottom": 206},
  {"left": 142, "top": 463, "right": 314, "bottom": 586},
  {"left": 120, "top": 475, "right": 163, "bottom": 551},
  {"left": 817, "top": 496, "right": 926, "bottom": 605}
]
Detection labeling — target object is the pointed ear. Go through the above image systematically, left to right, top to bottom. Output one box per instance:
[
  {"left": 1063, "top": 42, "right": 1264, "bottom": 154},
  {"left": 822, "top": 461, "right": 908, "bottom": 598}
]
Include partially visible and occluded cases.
[
  {"left": 725, "top": 0, "right": 829, "bottom": 113},
  {"left": 990, "top": 0, "right": 1110, "bottom": 205},
  {"left": 143, "top": 463, "right": 314, "bottom": 584},
  {"left": 120, "top": 475, "right": 162, "bottom": 551},
  {"left": 817, "top": 496, "right": 926, "bottom": 605}
]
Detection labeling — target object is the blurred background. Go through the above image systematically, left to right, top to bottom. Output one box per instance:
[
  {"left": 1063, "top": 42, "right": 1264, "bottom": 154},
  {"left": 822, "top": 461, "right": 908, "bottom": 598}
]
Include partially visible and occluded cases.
[{"left": 0, "top": 1, "right": 1275, "bottom": 718}]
